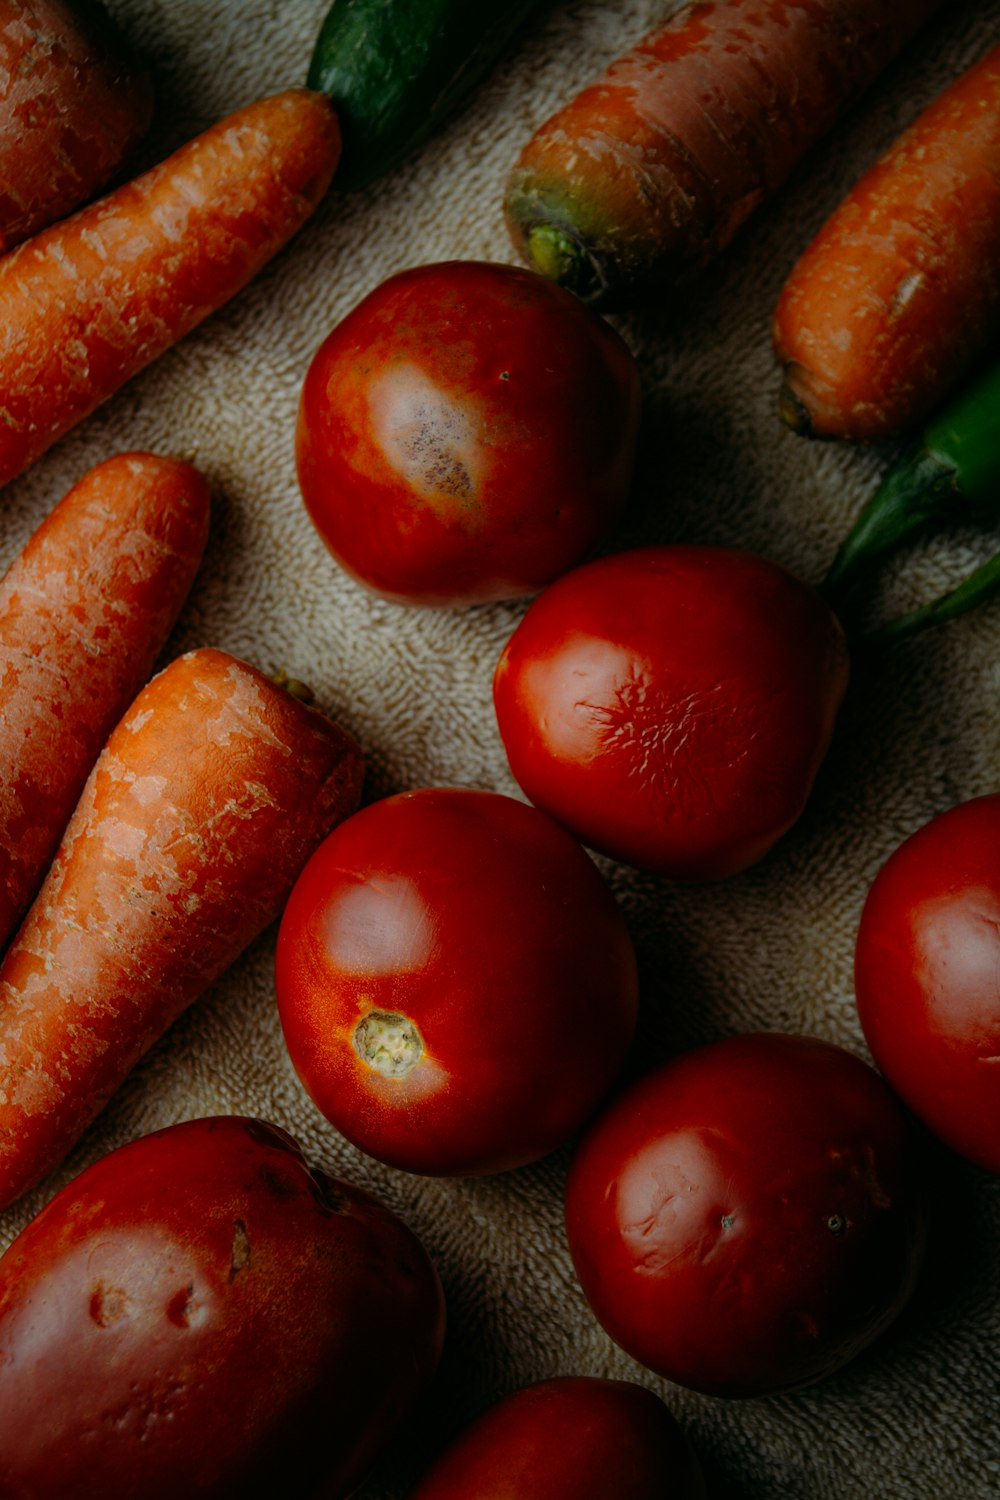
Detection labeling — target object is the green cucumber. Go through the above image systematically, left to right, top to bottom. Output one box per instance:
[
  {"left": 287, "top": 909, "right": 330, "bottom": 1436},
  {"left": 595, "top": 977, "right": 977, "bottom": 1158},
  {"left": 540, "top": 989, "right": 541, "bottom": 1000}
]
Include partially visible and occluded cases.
[{"left": 308, "top": 0, "right": 542, "bottom": 193}]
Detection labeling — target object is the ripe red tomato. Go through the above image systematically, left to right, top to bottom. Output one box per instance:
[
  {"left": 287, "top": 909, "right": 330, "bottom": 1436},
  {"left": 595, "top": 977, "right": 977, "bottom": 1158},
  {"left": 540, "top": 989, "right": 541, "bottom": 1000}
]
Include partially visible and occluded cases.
[
  {"left": 295, "top": 260, "right": 641, "bottom": 607},
  {"left": 493, "top": 545, "right": 849, "bottom": 880},
  {"left": 275, "top": 788, "right": 638, "bottom": 1176},
  {"left": 855, "top": 793, "right": 1000, "bottom": 1174},
  {"left": 564, "top": 1033, "right": 927, "bottom": 1397},
  {"left": 0, "top": 1115, "right": 445, "bottom": 1499},
  {"left": 408, "top": 1377, "right": 706, "bottom": 1499}
]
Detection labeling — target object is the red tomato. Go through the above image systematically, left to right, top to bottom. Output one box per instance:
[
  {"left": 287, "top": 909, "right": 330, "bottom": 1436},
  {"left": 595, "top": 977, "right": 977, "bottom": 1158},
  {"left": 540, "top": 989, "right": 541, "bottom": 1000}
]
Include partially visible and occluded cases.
[
  {"left": 295, "top": 260, "right": 640, "bottom": 607},
  {"left": 493, "top": 545, "right": 849, "bottom": 880},
  {"left": 275, "top": 788, "right": 639, "bottom": 1176},
  {"left": 855, "top": 793, "right": 1000, "bottom": 1174},
  {"left": 564, "top": 1033, "right": 927, "bottom": 1397},
  {"left": 0, "top": 1115, "right": 445, "bottom": 1499},
  {"left": 408, "top": 1377, "right": 706, "bottom": 1499}
]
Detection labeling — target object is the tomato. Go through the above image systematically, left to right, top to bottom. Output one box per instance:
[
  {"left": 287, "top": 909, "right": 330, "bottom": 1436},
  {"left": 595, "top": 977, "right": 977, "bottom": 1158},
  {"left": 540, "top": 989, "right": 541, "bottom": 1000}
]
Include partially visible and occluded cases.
[
  {"left": 295, "top": 260, "right": 641, "bottom": 607},
  {"left": 493, "top": 545, "right": 850, "bottom": 879},
  {"left": 274, "top": 787, "right": 639, "bottom": 1176},
  {"left": 855, "top": 793, "right": 1000, "bottom": 1174},
  {"left": 564, "top": 1033, "right": 927, "bottom": 1397},
  {"left": 0, "top": 1115, "right": 445, "bottom": 1499},
  {"left": 408, "top": 1377, "right": 706, "bottom": 1500}
]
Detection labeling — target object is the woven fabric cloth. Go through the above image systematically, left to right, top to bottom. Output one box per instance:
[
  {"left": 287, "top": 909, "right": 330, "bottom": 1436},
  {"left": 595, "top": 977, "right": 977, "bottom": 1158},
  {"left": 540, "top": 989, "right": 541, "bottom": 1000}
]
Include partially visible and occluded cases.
[{"left": 0, "top": 2, "right": 997, "bottom": 1495}]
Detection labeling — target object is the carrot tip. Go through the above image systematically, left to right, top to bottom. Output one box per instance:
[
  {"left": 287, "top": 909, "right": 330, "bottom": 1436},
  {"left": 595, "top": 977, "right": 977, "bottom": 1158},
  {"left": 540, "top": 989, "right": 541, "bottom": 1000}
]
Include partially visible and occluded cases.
[
  {"left": 526, "top": 223, "right": 598, "bottom": 301},
  {"left": 778, "top": 380, "right": 815, "bottom": 437}
]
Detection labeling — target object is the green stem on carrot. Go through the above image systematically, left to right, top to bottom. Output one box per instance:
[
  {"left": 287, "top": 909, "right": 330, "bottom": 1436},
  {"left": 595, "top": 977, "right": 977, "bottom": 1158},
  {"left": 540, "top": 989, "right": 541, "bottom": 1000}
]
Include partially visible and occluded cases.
[
  {"left": 525, "top": 223, "right": 596, "bottom": 300},
  {"left": 823, "top": 356, "right": 1000, "bottom": 602}
]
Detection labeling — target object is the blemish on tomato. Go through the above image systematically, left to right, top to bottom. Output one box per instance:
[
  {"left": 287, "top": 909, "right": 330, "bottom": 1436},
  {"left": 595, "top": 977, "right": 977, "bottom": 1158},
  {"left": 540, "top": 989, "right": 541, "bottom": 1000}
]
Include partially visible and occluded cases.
[
  {"left": 354, "top": 1009, "right": 424, "bottom": 1078},
  {"left": 259, "top": 1164, "right": 301, "bottom": 1200},
  {"left": 229, "top": 1218, "right": 251, "bottom": 1280},
  {"left": 89, "top": 1283, "right": 128, "bottom": 1327},
  {"left": 166, "top": 1283, "right": 195, "bottom": 1327},
  {"left": 796, "top": 1311, "right": 820, "bottom": 1339}
]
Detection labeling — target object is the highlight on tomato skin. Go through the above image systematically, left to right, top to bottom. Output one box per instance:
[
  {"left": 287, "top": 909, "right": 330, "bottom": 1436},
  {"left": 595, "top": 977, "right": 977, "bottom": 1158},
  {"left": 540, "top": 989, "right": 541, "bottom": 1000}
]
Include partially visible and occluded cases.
[
  {"left": 294, "top": 259, "right": 641, "bottom": 608},
  {"left": 492, "top": 544, "right": 850, "bottom": 881},
  {"left": 274, "top": 787, "right": 640, "bottom": 1177},
  {"left": 854, "top": 793, "right": 1000, "bottom": 1176},
  {"left": 563, "top": 1033, "right": 928, "bottom": 1398},
  {"left": 407, "top": 1376, "right": 707, "bottom": 1500}
]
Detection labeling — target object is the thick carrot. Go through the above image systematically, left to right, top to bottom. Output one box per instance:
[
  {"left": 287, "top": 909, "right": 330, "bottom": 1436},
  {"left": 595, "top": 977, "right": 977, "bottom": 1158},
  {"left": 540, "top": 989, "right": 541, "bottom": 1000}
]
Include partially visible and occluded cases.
[
  {"left": 0, "top": 0, "right": 153, "bottom": 252},
  {"left": 504, "top": 0, "right": 943, "bottom": 308},
  {"left": 774, "top": 44, "right": 1000, "bottom": 442},
  {"left": 0, "top": 87, "right": 339, "bottom": 490},
  {"left": 0, "top": 452, "right": 209, "bottom": 952},
  {"left": 0, "top": 647, "right": 364, "bottom": 1209}
]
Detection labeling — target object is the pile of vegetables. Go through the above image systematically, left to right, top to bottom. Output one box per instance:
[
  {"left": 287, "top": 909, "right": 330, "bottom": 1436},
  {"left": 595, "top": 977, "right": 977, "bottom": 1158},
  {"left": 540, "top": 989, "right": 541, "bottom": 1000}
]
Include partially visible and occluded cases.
[{"left": 0, "top": 0, "right": 996, "bottom": 1496}]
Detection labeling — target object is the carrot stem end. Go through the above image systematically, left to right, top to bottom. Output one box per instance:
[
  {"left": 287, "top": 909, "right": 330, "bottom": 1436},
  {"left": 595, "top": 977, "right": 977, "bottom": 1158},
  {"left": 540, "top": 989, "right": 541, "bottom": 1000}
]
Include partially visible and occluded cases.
[{"left": 526, "top": 223, "right": 596, "bottom": 300}]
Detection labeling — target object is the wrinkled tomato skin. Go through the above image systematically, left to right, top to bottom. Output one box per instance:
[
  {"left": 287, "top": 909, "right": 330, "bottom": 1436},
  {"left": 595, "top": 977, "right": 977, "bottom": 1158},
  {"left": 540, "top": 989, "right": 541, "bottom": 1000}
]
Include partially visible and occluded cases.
[
  {"left": 295, "top": 260, "right": 641, "bottom": 607},
  {"left": 493, "top": 545, "right": 849, "bottom": 880},
  {"left": 275, "top": 788, "right": 639, "bottom": 1176},
  {"left": 855, "top": 794, "right": 1000, "bottom": 1174},
  {"left": 564, "top": 1034, "right": 927, "bottom": 1398},
  {"left": 0, "top": 1116, "right": 445, "bottom": 1500},
  {"left": 408, "top": 1377, "right": 706, "bottom": 1500}
]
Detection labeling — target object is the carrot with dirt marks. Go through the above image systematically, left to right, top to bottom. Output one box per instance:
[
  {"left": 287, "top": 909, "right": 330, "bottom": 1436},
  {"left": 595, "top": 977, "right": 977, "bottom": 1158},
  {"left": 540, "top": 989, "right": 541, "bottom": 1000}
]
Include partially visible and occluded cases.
[
  {"left": 0, "top": 0, "right": 153, "bottom": 252},
  {"left": 504, "top": 0, "right": 943, "bottom": 309},
  {"left": 775, "top": 43, "right": 1000, "bottom": 442},
  {"left": 0, "top": 86, "right": 339, "bottom": 490},
  {"left": 0, "top": 452, "right": 209, "bottom": 952},
  {"left": 0, "top": 647, "right": 364, "bottom": 1209}
]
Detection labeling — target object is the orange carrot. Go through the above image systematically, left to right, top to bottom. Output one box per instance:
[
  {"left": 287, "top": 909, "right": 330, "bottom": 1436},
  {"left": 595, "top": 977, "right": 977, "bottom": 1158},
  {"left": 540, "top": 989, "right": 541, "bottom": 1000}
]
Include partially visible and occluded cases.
[
  {"left": 0, "top": 0, "right": 153, "bottom": 252},
  {"left": 504, "top": 0, "right": 943, "bottom": 308},
  {"left": 774, "top": 44, "right": 1000, "bottom": 442},
  {"left": 0, "top": 87, "right": 339, "bottom": 490},
  {"left": 0, "top": 452, "right": 209, "bottom": 952},
  {"left": 0, "top": 647, "right": 363, "bottom": 1209}
]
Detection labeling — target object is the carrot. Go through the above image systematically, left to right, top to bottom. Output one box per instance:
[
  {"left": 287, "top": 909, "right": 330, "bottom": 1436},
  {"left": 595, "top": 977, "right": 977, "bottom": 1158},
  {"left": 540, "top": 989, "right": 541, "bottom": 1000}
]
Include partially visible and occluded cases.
[
  {"left": 0, "top": 0, "right": 153, "bottom": 253},
  {"left": 503, "top": 0, "right": 944, "bottom": 308},
  {"left": 774, "top": 44, "right": 1000, "bottom": 442},
  {"left": 0, "top": 87, "right": 339, "bottom": 490},
  {"left": 0, "top": 452, "right": 209, "bottom": 953},
  {"left": 0, "top": 647, "right": 364, "bottom": 1209}
]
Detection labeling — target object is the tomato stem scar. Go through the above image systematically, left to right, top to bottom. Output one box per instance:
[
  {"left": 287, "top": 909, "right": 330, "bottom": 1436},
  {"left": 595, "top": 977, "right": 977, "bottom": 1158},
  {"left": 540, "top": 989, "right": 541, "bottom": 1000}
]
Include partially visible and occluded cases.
[{"left": 354, "top": 1011, "right": 424, "bottom": 1078}]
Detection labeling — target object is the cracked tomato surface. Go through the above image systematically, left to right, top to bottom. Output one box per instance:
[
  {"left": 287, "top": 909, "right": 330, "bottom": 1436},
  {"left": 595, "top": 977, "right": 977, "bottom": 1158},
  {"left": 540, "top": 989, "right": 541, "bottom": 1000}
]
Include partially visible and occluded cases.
[{"left": 493, "top": 545, "right": 850, "bottom": 880}]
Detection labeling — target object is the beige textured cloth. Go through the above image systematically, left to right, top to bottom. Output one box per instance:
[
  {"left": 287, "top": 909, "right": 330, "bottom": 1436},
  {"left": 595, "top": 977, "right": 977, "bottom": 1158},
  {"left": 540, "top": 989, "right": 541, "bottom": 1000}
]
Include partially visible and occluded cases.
[{"left": 0, "top": 1, "right": 998, "bottom": 1495}]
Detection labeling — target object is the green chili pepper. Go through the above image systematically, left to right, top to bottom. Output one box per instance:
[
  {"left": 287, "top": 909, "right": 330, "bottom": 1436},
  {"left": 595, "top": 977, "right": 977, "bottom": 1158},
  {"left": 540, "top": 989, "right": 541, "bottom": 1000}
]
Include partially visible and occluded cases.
[
  {"left": 824, "top": 357, "right": 1000, "bottom": 601},
  {"left": 864, "top": 548, "right": 1000, "bottom": 646}
]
